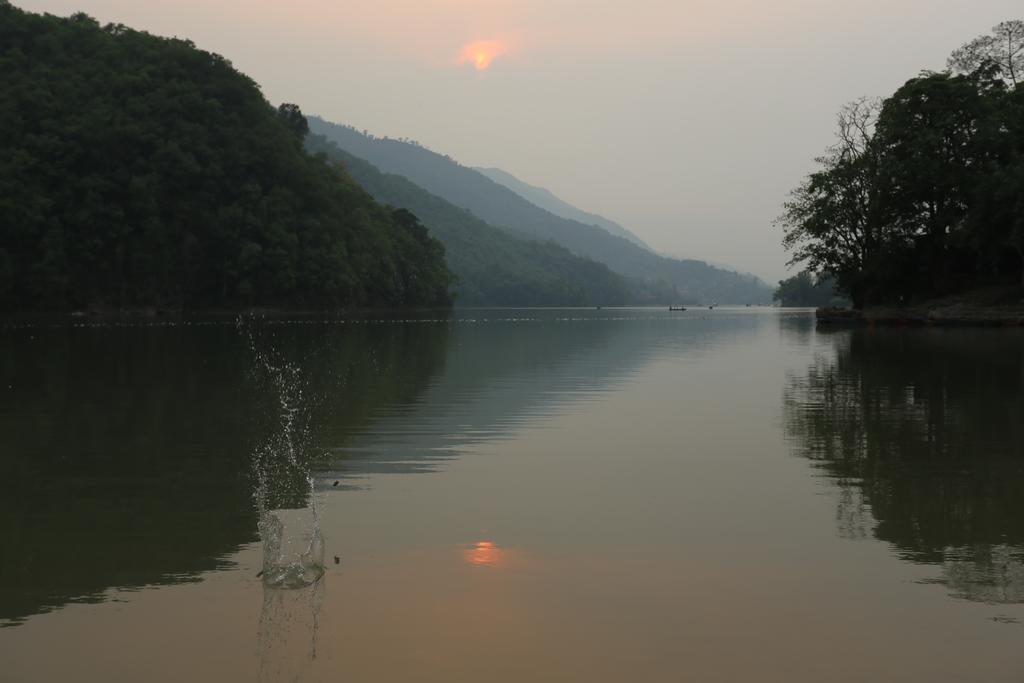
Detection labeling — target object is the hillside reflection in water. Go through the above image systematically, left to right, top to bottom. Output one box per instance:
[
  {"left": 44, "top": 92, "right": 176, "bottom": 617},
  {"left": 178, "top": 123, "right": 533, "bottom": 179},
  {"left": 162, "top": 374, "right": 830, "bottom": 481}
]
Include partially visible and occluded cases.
[{"left": 2, "top": 310, "right": 1023, "bottom": 682}]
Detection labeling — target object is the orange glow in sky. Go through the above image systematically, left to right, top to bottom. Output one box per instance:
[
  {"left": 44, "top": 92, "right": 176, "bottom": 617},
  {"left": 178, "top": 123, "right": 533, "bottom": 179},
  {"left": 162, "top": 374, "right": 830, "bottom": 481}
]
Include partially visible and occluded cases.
[
  {"left": 458, "top": 40, "right": 507, "bottom": 70},
  {"left": 463, "top": 540, "right": 506, "bottom": 566}
]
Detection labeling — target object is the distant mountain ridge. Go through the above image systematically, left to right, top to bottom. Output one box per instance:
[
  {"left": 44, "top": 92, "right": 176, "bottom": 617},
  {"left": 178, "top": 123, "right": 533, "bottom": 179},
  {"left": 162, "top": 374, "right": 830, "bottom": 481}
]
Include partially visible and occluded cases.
[
  {"left": 308, "top": 116, "right": 772, "bottom": 304},
  {"left": 307, "top": 134, "right": 632, "bottom": 306},
  {"left": 474, "top": 167, "right": 653, "bottom": 251}
]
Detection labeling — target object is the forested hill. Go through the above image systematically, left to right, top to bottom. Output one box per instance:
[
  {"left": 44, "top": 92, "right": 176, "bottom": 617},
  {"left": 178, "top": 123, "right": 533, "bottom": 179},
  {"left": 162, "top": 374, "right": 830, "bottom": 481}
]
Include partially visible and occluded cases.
[
  {"left": 0, "top": 5, "right": 452, "bottom": 311},
  {"left": 307, "top": 117, "right": 772, "bottom": 304},
  {"left": 307, "top": 135, "right": 631, "bottom": 306},
  {"left": 474, "top": 167, "right": 653, "bottom": 251}
]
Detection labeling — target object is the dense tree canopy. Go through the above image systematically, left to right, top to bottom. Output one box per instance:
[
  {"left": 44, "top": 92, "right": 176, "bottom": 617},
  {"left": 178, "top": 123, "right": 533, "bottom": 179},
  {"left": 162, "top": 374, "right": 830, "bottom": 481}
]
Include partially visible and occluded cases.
[
  {"left": 0, "top": 4, "right": 452, "bottom": 310},
  {"left": 780, "top": 21, "right": 1024, "bottom": 307},
  {"left": 773, "top": 271, "right": 844, "bottom": 308}
]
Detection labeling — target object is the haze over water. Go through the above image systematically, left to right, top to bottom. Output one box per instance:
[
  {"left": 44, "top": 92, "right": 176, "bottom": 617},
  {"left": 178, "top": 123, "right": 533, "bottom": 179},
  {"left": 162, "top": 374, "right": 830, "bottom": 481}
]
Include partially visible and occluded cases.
[{"left": 1, "top": 309, "right": 1023, "bottom": 681}]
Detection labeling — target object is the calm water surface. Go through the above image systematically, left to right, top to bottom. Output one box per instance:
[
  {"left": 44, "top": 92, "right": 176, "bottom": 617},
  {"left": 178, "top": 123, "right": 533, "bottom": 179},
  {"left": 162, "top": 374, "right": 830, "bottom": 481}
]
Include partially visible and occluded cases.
[{"left": 1, "top": 308, "right": 1022, "bottom": 681}]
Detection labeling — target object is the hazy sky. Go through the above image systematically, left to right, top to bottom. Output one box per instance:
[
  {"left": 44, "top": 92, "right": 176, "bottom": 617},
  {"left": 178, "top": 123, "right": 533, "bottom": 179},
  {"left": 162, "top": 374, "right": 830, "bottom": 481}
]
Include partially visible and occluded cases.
[{"left": 21, "top": 0, "right": 1022, "bottom": 281}]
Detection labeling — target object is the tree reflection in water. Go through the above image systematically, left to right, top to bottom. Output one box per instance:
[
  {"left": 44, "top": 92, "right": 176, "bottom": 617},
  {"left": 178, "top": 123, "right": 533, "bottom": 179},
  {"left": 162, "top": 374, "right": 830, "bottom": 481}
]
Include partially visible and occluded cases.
[{"left": 783, "top": 327, "right": 1024, "bottom": 603}]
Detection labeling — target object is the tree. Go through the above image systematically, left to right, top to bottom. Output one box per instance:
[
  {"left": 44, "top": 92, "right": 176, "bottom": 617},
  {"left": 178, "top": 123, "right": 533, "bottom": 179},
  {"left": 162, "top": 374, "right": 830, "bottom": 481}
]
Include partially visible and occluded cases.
[
  {"left": 948, "top": 20, "right": 1024, "bottom": 86},
  {"left": 780, "top": 24, "right": 1024, "bottom": 303},
  {"left": 872, "top": 72, "right": 1001, "bottom": 293},
  {"left": 968, "top": 83, "right": 1024, "bottom": 284},
  {"left": 1002, "top": 85, "right": 1024, "bottom": 282},
  {"left": 777, "top": 98, "right": 882, "bottom": 308},
  {"left": 276, "top": 103, "right": 309, "bottom": 140},
  {"left": 773, "top": 271, "right": 843, "bottom": 307}
]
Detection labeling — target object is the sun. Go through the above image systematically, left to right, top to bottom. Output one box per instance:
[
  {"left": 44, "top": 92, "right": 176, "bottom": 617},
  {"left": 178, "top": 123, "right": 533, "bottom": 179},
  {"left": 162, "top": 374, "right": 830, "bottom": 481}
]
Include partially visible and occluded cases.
[
  {"left": 458, "top": 40, "right": 507, "bottom": 71},
  {"left": 463, "top": 540, "right": 506, "bottom": 566}
]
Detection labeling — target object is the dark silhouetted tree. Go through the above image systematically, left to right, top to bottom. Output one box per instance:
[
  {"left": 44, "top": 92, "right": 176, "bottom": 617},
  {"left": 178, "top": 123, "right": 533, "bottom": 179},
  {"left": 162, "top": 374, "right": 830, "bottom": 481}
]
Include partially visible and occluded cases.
[
  {"left": 948, "top": 20, "right": 1024, "bottom": 86},
  {"left": 781, "top": 22, "right": 1024, "bottom": 304},
  {"left": 777, "top": 98, "right": 882, "bottom": 308}
]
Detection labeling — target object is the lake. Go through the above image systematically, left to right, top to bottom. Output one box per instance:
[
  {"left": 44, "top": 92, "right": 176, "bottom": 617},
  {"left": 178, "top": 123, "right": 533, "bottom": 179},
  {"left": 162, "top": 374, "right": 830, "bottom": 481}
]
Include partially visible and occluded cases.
[{"left": 1, "top": 308, "right": 1022, "bottom": 681}]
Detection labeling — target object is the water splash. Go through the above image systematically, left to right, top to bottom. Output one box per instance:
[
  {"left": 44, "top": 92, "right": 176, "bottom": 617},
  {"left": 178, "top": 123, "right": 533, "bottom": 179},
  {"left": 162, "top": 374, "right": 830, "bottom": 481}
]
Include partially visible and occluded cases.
[
  {"left": 240, "top": 316, "right": 325, "bottom": 589},
  {"left": 257, "top": 489, "right": 325, "bottom": 588},
  {"left": 257, "top": 577, "right": 325, "bottom": 682}
]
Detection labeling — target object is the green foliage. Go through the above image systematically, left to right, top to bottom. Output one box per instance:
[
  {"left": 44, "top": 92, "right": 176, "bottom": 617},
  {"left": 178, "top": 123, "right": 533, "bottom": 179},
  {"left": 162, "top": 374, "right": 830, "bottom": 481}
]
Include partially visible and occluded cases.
[
  {"left": 0, "top": 5, "right": 452, "bottom": 310},
  {"left": 780, "top": 22, "right": 1024, "bottom": 307},
  {"left": 276, "top": 103, "right": 310, "bottom": 140},
  {"left": 773, "top": 271, "right": 844, "bottom": 307}
]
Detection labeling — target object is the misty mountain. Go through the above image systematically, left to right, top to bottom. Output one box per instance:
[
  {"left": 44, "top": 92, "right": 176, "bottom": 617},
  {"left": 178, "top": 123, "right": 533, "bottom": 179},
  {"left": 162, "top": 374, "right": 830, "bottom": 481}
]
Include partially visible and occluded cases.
[
  {"left": 308, "top": 117, "right": 772, "bottom": 304},
  {"left": 307, "top": 135, "right": 632, "bottom": 306},
  {"left": 474, "top": 166, "right": 653, "bottom": 251}
]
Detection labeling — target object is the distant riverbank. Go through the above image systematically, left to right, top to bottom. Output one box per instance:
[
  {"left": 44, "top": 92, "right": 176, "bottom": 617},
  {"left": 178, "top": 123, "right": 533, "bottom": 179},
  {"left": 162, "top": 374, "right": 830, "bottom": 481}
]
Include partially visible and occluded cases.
[
  {"left": 817, "top": 287, "right": 1024, "bottom": 327},
  {"left": 0, "top": 306, "right": 458, "bottom": 327}
]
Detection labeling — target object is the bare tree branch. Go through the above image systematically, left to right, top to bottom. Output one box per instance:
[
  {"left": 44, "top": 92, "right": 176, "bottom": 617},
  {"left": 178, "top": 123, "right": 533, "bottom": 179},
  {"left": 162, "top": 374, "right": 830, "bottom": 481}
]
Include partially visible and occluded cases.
[{"left": 948, "top": 20, "right": 1024, "bottom": 85}]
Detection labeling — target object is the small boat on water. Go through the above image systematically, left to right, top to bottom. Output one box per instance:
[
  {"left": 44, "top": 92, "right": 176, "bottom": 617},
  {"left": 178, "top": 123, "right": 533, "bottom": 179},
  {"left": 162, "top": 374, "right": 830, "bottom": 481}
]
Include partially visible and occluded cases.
[{"left": 668, "top": 305, "right": 687, "bottom": 311}]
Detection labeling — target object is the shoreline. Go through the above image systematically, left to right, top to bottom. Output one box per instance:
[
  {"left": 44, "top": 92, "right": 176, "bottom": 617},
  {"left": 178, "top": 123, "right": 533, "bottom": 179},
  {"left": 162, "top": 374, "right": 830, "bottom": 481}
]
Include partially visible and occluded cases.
[
  {"left": 0, "top": 303, "right": 773, "bottom": 321},
  {"left": 816, "top": 305, "right": 1024, "bottom": 327},
  {"left": 0, "top": 306, "right": 458, "bottom": 327}
]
